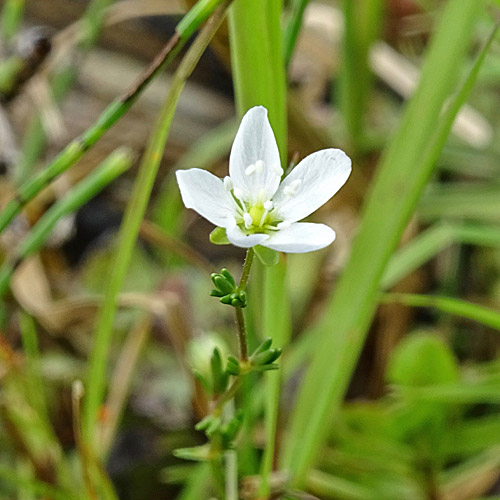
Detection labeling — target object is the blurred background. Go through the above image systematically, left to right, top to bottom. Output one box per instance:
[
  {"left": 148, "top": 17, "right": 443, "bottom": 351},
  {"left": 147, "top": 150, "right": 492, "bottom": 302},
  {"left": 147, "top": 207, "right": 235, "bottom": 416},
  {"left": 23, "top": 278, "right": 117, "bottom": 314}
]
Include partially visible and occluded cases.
[{"left": 1, "top": 0, "right": 500, "bottom": 499}]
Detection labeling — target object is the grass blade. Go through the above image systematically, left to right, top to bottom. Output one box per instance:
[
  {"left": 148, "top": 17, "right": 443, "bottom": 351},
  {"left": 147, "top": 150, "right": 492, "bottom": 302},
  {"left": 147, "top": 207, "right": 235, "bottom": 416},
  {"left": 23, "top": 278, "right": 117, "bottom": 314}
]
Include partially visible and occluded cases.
[
  {"left": 1, "top": 0, "right": 24, "bottom": 41},
  {"left": 83, "top": 0, "right": 232, "bottom": 449},
  {"left": 283, "top": 0, "right": 310, "bottom": 67},
  {"left": 284, "top": 0, "right": 488, "bottom": 484},
  {"left": 340, "top": 0, "right": 384, "bottom": 151},
  {"left": 228, "top": 1, "right": 288, "bottom": 495},
  {"left": 383, "top": 222, "right": 500, "bottom": 289},
  {"left": 381, "top": 293, "right": 500, "bottom": 331}
]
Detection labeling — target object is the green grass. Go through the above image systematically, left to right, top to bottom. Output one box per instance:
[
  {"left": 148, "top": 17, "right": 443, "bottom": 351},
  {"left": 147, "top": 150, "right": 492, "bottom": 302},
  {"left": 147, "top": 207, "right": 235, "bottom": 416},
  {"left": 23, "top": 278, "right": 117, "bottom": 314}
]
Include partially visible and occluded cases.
[{"left": 283, "top": 0, "right": 487, "bottom": 484}]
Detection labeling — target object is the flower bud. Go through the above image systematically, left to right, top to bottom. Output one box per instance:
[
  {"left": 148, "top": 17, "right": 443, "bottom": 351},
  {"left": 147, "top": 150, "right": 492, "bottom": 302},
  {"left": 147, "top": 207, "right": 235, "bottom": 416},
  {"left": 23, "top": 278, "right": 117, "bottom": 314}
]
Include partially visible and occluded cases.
[
  {"left": 187, "top": 333, "right": 229, "bottom": 392},
  {"left": 252, "top": 348, "right": 282, "bottom": 367}
]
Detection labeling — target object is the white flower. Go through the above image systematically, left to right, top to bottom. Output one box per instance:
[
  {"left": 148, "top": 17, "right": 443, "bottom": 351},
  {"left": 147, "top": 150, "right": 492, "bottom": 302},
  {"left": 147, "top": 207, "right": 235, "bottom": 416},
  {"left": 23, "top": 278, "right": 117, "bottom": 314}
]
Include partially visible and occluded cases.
[{"left": 176, "top": 106, "right": 351, "bottom": 253}]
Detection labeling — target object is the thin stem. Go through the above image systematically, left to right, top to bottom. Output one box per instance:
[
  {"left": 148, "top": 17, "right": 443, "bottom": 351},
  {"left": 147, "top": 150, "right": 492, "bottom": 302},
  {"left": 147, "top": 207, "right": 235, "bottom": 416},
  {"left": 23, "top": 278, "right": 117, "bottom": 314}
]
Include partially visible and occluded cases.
[
  {"left": 17, "top": 0, "right": 116, "bottom": 184},
  {"left": 238, "top": 247, "right": 254, "bottom": 290},
  {"left": 234, "top": 248, "right": 254, "bottom": 361},
  {"left": 235, "top": 308, "right": 248, "bottom": 362},
  {"left": 100, "top": 314, "right": 152, "bottom": 458},
  {"left": 215, "top": 379, "right": 242, "bottom": 412},
  {"left": 72, "top": 381, "right": 98, "bottom": 500},
  {"left": 224, "top": 400, "right": 238, "bottom": 500},
  {"left": 225, "top": 449, "right": 238, "bottom": 500},
  {"left": 209, "top": 456, "right": 226, "bottom": 499}
]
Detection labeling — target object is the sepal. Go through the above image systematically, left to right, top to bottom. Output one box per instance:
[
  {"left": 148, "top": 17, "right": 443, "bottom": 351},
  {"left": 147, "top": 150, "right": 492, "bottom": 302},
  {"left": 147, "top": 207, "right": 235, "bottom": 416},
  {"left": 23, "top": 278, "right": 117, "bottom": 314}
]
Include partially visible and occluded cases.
[
  {"left": 209, "top": 227, "right": 230, "bottom": 245},
  {"left": 254, "top": 245, "right": 279, "bottom": 266},
  {"left": 250, "top": 338, "right": 282, "bottom": 370},
  {"left": 226, "top": 355, "right": 241, "bottom": 376},
  {"left": 196, "top": 415, "right": 222, "bottom": 437}
]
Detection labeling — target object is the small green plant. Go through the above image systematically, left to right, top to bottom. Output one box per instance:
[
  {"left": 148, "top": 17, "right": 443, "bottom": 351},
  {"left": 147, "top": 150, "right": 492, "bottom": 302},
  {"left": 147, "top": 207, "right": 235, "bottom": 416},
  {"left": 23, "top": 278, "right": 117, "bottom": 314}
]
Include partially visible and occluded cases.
[{"left": 173, "top": 106, "right": 350, "bottom": 494}]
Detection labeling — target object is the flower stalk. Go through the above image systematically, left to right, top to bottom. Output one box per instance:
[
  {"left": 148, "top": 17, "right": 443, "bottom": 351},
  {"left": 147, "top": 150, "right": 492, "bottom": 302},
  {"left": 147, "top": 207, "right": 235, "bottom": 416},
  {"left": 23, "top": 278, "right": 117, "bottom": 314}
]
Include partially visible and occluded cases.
[{"left": 234, "top": 247, "right": 254, "bottom": 361}]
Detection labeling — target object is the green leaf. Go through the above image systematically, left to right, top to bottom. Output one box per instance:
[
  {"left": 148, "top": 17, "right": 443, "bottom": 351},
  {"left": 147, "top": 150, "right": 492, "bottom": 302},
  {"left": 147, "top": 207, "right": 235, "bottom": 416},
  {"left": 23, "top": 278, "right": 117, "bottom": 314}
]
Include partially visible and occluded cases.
[
  {"left": 209, "top": 227, "right": 230, "bottom": 245},
  {"left": 254, "top": 245, "right": 279, "bottom": 266},
  {"left": 381, "top": 293, "right": 500, "bottom": 332},
  {"left": 386, "top": 332, "right": 459, "bottom": 387},
  {"left": 252, "top": 337, "right": 273, "bottom": 356},
  {"left": 210, "top": 348, "right": 228, "bottom": 394},
  {"left": 252, "top": 348, "right": 282, "bottom": 367},
  {"left": 173, "top": 444, "right": 213, "bottom": 462}
]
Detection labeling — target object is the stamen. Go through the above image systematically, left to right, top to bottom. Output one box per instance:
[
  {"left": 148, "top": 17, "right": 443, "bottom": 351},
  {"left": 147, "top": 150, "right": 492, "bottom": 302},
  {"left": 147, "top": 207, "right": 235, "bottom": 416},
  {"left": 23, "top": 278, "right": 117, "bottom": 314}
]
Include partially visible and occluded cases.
[
  {"left": 254, "top": 160, "right": 264, "bottom": 173},
  {"left": 245, "top": 164, "right": 256, "bottom": 176},
  {"left": 274, "top": 164, "right": 284, "bottom": 176},
  {"left": 224, "top": 176, "right": 233, "bottom": 191},
  {"left": 284, "top": 179, "right": 302, "bottom": 197},
  {"left": 234, "top": 187, "right": 244, "bottom": 200},
  {"left": 259, "top": 201, "right": 273, "bottom": 227},
  {"left": 243, "top": 212, "right": 253, "bottom": 229},
  {"left": 277, "top": 221, "right": 291, "bottom": 230}
]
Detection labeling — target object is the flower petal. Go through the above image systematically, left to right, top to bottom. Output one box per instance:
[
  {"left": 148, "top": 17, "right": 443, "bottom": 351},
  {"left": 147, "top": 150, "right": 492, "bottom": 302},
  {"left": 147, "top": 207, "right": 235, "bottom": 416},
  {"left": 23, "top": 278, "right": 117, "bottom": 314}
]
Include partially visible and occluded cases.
[
  {"left": 229, "top": 106, "right": 283, "bottom": 203},
  {"left": 273, "top": 148, "right": 351, "bottom": 222},
  {"left": 176, "top": 169, "right": 235, "bottom": 227},
  {"left": 226, "top": 218, "right": 270, "bottom": 248},
  {"left": 262, "top": 222, "right": 335, "bottom": 253}
]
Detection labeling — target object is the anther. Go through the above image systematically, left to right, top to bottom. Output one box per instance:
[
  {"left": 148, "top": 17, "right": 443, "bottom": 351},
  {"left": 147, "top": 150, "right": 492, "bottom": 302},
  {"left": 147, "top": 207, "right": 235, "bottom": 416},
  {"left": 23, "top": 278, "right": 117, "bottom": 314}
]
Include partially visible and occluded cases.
[
  {"left": 254, "top": 160, "right": 264, "bottom": 173},
  {"left": 245, "top": 164, "right": 256, "bottom": 176},
  {"left": 274, "top": 164, "right": 284, "bottom": 176},
  {"left": 224, "top": 176, "right": 233, "bottom": 191},
  {"left": 284, "top": 179, "right": 302, "bottom": 197},
  {"left": 259, "top": 200, "right": 273, "bottom": 227},
  {"left": 243, "top": 213, "right": 253, "bottom": 229}
]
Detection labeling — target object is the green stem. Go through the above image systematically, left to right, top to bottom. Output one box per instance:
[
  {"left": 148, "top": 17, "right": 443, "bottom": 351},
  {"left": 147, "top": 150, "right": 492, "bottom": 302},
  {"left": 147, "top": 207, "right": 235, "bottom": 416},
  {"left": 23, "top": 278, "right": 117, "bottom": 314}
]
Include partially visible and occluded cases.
[
  {"left": 1, "top": 0, "right": 24, "bottom": 42},
  {"left": 17, "top": 0, "right": 115, "bottom": 184},
  {"left": 80, "top": 0, "right": 114, "bottom": 50},
  {"left": 82, "top": 0, "right": 232, "bottom": 450},
  {"left": 283, "top": 0, "right": 309, "bottom": 67},
  {"left": 340, "top": 0, "right": 384, "bottom": 151},
  {"left": 229, "top": 1, "right": 288, "bottom": 496},
  {"left": 238, "top": 247, "right": 254, "bottom": 290},
  {"left": 234, "top": 248, "right": 254, "bottom": 361},
  {"left": 258, "top": 259, "right": 289, "bottom": 497},
  {"left": 235, "top": 308, "right": 248, "bottom": 362},
  {"left": 215, "top": 378, "right": 242, "bottom": 412},
  {"left": 72, "top": 381, "right": 98, "bottom": 500},
  {"left": 225, "top": 448, "right": 238, "bottom": 500},
  {"left": 209, "top": 456, "right": 226, "bottom": 499}
]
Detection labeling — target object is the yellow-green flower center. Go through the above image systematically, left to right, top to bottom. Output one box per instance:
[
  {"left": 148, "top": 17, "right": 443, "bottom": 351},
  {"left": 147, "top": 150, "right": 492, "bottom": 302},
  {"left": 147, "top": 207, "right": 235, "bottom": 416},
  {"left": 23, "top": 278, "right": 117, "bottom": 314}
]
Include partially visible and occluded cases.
[
  {"left": 238, "top": 200, "right": 281, "bottom": 234},
  {"left": 249, "top": 203, "right": 267, "bottom": 228}
]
